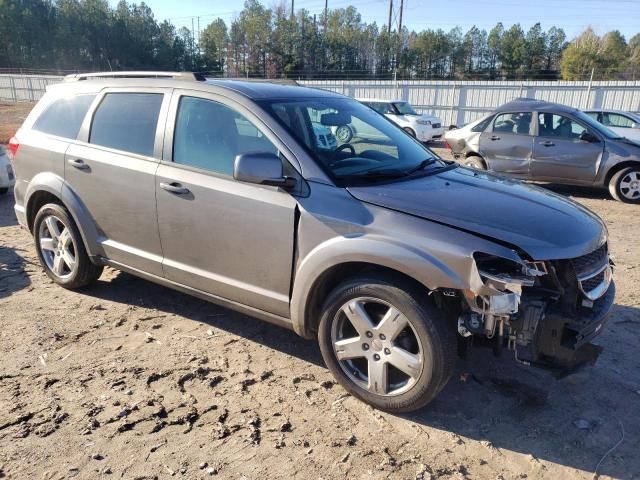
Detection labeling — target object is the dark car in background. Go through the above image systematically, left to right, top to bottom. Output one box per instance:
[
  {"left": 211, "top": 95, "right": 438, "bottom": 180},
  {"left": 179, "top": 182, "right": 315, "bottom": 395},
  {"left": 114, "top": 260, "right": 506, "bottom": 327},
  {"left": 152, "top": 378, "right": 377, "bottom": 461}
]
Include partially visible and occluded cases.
[{"left": 445, "top": 98, "right": 640, "bottom": 203}]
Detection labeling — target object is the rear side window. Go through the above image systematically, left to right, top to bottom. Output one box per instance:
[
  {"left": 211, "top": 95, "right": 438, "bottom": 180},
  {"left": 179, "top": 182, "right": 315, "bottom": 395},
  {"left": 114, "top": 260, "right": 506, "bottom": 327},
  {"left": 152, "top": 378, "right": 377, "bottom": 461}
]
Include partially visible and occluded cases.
[
  {"left": 90, "top": 93, "right": 163, "bottom": 157},
  {"left": 33, "top": 94, "right": 96, "bottom": 139},
  {"left": 492, "top": 112, "right": 532, "bottom": 135},
  {"left": 471, "top": 115, "right": 494, "bottom": 132}
]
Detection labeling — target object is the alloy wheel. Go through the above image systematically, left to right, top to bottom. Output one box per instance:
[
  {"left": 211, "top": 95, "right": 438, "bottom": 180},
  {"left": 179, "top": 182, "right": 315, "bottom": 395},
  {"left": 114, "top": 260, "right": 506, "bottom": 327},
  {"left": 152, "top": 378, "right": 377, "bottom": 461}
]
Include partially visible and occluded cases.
[
  {"left": 619, "top": 170, "right": 640, "bottom": 200},
  {"left": 38, "top": 214, "right": 78, "bottom": 279},
  {"left": 331, "top": 297, "right": 424, "bottom": 396}
]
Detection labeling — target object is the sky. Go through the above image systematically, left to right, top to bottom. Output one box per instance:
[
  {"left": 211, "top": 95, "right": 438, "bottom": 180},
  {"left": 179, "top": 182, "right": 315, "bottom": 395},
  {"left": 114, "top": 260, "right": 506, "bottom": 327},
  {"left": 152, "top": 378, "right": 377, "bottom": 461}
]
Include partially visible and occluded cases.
[{"left": 115, "top": 0, "right": 640, "bottom": 40}]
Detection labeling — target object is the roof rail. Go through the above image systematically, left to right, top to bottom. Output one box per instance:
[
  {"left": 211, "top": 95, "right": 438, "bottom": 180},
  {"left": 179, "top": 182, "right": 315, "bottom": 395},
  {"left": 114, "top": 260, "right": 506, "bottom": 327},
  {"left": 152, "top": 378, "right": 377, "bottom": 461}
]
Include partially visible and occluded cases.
[{"left": 63, "top": 71, "right": 206, "bottom": 82}]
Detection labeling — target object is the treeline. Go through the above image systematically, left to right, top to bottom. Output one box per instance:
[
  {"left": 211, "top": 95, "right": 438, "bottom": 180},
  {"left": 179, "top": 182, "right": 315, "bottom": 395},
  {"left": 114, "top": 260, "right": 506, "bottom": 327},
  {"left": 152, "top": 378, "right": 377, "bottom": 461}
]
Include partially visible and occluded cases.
[{"left": 1, "top": 0, "right": 639, "bottom": 80}]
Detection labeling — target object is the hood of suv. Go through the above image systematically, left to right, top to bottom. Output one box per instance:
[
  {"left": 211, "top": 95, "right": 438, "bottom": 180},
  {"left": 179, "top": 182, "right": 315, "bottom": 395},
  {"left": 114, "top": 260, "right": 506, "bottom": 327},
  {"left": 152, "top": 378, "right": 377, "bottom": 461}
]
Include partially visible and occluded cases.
[{"left": 347, "top": 167, "right": 606, "bottom": 260}]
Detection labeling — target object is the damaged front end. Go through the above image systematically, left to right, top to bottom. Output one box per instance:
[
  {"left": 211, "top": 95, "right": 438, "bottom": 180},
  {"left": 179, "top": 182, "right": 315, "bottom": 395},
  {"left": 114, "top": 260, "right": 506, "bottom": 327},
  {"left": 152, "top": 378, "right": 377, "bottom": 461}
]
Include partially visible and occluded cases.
[{"left": 455, "top": 244, "right": 614, "bottom": 375}]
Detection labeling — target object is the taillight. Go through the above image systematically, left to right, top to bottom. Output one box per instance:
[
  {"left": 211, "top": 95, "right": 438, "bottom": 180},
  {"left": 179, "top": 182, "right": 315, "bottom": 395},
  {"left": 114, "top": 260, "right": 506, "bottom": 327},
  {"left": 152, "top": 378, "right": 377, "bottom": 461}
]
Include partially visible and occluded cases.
[
  {"left": 8, "top": 136, "right": 19, "bottom": 161},
  {"left": 444, "top": 140, "right": 451, "bottom": 150}
]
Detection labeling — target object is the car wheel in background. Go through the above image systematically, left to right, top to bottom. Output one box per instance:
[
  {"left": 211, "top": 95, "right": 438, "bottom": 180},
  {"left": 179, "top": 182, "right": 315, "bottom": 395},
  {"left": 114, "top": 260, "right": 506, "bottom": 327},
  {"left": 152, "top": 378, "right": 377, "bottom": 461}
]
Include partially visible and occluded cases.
[
  {"left": 335, "top": 125, "right": 353, "bottom": 143},
  {"left": 403, "top": 127, "right": 416, "bottom": 138},
  {"left": 463, "top": 155, "right": 487, "bottom": 170},
  {"left": 609, "top": 166, "right": 640, "bottom": 204},
  {"left": 0, "top": 188, "right": 8, "bottom": 195},
  {"left": 34, "top": 203, "right": 104, "bottom": 289},
  {"left": 318, "top": 274, "right": 456, "bottom": 412}
]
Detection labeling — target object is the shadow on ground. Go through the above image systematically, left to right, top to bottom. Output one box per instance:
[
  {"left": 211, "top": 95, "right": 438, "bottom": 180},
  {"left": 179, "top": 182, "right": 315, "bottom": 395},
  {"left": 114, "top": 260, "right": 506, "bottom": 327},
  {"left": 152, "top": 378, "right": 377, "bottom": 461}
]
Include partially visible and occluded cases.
[
  {"left": 0, "top": 188, "right": 31, "bottom": 298},
  {"left": 75, "top": 269, "right": 637, "bottom": 479}
]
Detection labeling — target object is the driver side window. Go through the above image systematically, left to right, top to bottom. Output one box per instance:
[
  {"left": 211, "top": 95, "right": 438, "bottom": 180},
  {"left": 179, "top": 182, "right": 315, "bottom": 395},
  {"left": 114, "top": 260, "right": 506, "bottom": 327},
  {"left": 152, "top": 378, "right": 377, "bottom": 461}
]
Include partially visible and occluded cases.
[{"left": 538, "top": 113, "right": 586, "bottom": 139}]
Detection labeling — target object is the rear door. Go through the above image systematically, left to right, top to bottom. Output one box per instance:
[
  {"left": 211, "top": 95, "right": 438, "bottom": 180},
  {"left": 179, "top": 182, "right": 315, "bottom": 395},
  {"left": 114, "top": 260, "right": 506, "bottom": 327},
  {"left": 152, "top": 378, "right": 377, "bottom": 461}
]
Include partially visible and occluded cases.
[
  {"left": 66, "top": 88, "right": 171, "bottom": 275},
  {"left": 155, "top": 90, "right": 298, "bottom": 317},
  {"left": 479, "top": 111, "right": 533, "bottom": 176},
  {"left": 531, "top": 112, "right": 604, "bottom": 183}
]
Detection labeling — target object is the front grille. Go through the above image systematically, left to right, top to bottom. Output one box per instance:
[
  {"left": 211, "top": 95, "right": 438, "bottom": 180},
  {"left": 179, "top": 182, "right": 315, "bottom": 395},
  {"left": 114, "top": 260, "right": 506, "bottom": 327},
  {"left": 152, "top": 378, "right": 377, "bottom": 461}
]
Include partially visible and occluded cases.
[
  {"left": 432, "top": 122, "right": 441, "bottom": 129},
  {"left": 570, "top": 243, "right": 608, "bottom": 277}
]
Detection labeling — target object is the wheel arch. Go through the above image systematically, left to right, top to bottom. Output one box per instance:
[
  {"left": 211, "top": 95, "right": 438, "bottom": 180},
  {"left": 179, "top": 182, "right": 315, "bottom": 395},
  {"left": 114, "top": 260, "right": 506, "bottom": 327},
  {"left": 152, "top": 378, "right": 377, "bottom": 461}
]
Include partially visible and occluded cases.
[
  {"left": 603, "top": 160, "right": 640, "bottom": 187},
  {"left": 24, "top": 173, "right": 102, "bottom": 258},
  {"left": 290, "top": 237, "right": 466, "bottom": 339}
]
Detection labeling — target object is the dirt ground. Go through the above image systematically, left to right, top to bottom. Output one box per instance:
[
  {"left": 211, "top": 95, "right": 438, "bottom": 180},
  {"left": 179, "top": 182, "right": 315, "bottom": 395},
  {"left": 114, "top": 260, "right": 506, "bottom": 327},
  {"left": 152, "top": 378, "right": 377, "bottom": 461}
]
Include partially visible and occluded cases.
[
  {"left": 0, "top": 103, "right": 33, "bottom": 143},
  {"left": 0, "top": 109, "right": 639, "bottom": 479}
]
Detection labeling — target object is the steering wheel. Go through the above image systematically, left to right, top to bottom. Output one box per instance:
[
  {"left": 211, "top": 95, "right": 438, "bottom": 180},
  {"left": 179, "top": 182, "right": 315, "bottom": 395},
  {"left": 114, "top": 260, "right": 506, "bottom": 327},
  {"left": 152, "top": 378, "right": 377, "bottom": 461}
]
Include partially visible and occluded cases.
[{"left": 329, "top": 143, "right": 356, "bottom": 167}]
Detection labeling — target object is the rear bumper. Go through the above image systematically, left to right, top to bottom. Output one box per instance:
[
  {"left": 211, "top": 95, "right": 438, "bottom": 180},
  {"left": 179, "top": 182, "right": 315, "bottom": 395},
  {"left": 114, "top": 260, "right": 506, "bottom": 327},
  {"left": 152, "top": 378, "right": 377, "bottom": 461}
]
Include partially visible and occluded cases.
[
  {"left": 14, "top": 203, "right": 27, "bottom": 229},
  {"left": 520, "top": 281, "right": 615, "bottom": 375}
]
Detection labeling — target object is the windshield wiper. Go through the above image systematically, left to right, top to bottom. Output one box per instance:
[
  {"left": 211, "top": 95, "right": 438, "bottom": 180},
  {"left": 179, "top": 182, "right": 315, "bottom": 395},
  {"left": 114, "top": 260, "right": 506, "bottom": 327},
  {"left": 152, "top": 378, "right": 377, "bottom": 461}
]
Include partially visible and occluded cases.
[
  {"left": 404, "top": 158, "right": 438, "bottom": 175},
  {"left": 336, "top": 168, "right": 408, "bottom": 181}
]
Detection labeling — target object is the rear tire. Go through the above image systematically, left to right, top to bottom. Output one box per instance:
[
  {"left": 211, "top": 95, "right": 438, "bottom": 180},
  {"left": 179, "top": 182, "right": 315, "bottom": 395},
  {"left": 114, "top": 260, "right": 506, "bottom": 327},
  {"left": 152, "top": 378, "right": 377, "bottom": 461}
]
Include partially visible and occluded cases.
[
  {"left": 463, "top": 155, "right": 487, "bottom": 170},
  {"left": 609, "top": 166, "right": 640, "bottom": 203},
  {"left": 34, "top": 203, "right": 103, "bottom": 289},
  {"left": 318, "top": 274, "right": 456, "bottom": 412}
]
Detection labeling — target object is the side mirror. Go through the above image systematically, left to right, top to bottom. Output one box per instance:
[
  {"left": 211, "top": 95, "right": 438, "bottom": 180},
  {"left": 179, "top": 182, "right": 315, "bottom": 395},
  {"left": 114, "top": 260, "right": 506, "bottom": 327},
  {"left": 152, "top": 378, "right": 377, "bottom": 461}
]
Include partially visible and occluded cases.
[
  {"left": 632, "top": 122, "right": 639, "bottom": 129},
  {"left": 579, "top": 131, "right": 599, "bottom": 143},
  {"left": 234, "top": 152, "right": 296, "bottom": 188}
]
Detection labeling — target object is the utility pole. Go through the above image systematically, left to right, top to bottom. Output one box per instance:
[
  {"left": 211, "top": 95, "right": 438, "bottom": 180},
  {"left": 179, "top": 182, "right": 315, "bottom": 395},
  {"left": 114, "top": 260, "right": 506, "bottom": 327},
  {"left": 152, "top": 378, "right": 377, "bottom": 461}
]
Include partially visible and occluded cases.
[
  {"left": 291, "top": 0, "right": 294, "bottom": 18},
  {"left": 324, "top": 0, "right": 328, "bottom": 30},
  {"left": 387, "top": 0, "right": 393, "bottom": 35},
  {"left": 398, "top": 0, "right": 403, "bottom": 33}
]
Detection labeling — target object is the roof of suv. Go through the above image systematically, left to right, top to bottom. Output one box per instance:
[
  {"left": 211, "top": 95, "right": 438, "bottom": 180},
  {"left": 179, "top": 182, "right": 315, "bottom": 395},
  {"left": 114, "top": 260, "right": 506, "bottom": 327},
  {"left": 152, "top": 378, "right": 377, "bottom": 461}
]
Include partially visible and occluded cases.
[
  {"left": 51, "top": 73, "right": 343, "bottom": 101},
  {"left": 496, "top": 98, "right": 579, "bottom": 114}
]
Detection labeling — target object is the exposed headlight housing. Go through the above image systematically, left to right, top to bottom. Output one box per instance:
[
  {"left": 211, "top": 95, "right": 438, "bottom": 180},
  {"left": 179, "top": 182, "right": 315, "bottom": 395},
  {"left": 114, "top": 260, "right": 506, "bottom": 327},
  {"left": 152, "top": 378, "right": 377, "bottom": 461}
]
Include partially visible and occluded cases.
[
  {"left": 416, "top": 119, "right": 432, "bottom": 125},
  {"left": 473, "top": 252, "right": 546, "bottom": 290}
]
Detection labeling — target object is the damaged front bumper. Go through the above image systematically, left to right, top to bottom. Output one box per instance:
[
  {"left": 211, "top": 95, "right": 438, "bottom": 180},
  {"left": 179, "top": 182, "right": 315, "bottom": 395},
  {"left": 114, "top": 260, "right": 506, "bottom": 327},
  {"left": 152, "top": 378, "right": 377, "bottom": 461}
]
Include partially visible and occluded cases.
[
  {"left": 456, "top": 245, "right": 615, "bottom": 375},
  {"left": 512, "top": 280, "right": 615, "bottom": 375}
]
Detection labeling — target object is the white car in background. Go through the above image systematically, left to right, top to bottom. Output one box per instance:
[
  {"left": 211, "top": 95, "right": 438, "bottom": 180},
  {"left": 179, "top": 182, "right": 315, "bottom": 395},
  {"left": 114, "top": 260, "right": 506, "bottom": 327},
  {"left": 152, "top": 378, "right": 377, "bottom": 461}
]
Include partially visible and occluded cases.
[
  {"left": 357, "top": 99, "right": 444, "bottom": 143},
  {"left": 584, "top": 110, "right": 640, "bottom": 142},
  {"left": 0, "top": 145, "right": 16, "bottom": 194}
]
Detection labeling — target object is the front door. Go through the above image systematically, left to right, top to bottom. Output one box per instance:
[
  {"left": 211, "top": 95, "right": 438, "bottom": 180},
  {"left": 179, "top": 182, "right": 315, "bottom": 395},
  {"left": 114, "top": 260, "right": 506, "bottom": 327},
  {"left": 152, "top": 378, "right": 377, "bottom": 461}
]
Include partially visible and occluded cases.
[
  {"left": 66, "top": 89, "right": 170, "bottom": 275},
  {"left": 155, "top": 93, "right": 298, "bottom": 317},
  {"left": 479, "top": 111, "right": 533, "bottom": 176},
  {"left": 531, "top": 112, "right": 604, "bottom": 183}
]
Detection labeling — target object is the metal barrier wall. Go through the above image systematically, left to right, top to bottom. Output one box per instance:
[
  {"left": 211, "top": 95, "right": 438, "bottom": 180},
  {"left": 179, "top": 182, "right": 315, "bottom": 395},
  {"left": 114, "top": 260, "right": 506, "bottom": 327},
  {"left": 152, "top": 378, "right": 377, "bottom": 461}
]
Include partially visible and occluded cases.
[
  {"left": 0, "top": 74, "right": 64, "bottom": 102},
  {"left": 1, "top": 75, "right": 639, "bottom": 128},
  {"left": 300, "top": 80, "right": 640, "bottom": 127}
]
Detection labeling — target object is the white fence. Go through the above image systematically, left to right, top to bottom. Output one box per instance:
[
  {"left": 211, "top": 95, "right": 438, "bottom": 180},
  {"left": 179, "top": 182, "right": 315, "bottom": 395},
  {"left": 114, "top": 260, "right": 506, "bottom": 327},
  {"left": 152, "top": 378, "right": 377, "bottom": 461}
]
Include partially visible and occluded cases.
[
  {"left": 0, "top": 74, "right": 64, "bottom": 102},
  {"left": 1, "top": 74, "right": 639, "bottom": 128},
  {"left": 300, "top": 80, "right": 640, "bottom": 127}
]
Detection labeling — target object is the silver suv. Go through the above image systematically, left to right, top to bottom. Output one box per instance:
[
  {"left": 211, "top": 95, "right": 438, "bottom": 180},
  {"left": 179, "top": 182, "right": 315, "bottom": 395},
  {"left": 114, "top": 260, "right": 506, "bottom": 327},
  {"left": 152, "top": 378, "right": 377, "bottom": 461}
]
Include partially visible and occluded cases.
[{"left": 10, "top": 72, "right": 615, "bottom": 412}]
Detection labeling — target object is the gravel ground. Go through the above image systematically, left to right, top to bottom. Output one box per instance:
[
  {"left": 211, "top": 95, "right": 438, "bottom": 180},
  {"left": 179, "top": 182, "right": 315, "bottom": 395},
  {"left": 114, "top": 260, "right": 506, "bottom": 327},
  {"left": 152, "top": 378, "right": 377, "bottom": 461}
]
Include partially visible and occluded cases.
[{"left": 0, "top": 139, "right": 639, "bottom": 479}]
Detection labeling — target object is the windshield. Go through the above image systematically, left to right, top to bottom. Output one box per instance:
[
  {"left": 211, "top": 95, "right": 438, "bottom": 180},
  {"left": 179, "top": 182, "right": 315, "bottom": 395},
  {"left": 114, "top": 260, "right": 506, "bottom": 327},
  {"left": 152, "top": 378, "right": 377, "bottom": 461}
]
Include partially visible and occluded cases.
[
  {"left": 259, "top": 97, "right": 449, "bottom": 185},
  {"left": 393, "top": 102, "right": 418, "bottom": 115},
  {"left": 573, "top": 110, "right": 622, "bottom": 139}
]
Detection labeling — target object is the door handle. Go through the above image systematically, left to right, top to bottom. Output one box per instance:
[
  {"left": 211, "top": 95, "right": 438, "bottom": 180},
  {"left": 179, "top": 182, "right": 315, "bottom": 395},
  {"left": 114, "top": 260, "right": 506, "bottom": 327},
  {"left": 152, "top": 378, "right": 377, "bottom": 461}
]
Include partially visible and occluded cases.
[
  {"left": 490, "top": 135, "right": 500, "bottom": 141},
  {"left": 540, "top": 140, "right": 555, "bottom": 147},
  {"left": 67, "top": 158, "right": 89, "bottom": 170},
  {"left": 159, "top": 182, "right": 190, "bottom": 195}
]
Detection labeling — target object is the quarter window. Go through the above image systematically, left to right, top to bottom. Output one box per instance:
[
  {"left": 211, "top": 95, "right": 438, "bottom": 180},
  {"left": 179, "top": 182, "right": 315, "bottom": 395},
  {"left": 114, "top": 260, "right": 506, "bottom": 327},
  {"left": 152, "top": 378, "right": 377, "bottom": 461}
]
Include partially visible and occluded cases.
[
  {"left": 90, "top": 93, "right": 163, "bottom": 157},
  {"left": 33, "top": 94, "right": 96, "bottom": 139},
  {"left": 173, "top": 96, "right": 278, "bottom": 175},
  {"left": 492, "top": 112, "right": 532, "bottom": 135},
  {"left": 602, "top": 112, "right": 634, "bottom": 128},
  {"left": 538, "top": 113, "right": 587, "bottom": 139}
]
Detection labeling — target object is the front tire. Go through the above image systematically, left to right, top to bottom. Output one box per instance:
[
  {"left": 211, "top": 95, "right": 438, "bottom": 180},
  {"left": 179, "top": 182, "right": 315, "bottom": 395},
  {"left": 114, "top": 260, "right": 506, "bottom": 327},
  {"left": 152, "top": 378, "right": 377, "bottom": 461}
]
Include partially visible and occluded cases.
[
  {"left": 403, "top": 127, "right": 416, "bottom": 138},
  {"left": 609, "top": 166, "right": 640, "bottom": 203},
  {"left": 34, "top": 203, "right": 103, "bottom": 289},
  {"left": 318, "top": 274, "right": 456, "bottom": 412}
]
